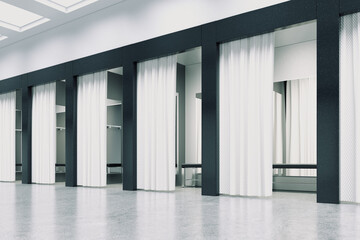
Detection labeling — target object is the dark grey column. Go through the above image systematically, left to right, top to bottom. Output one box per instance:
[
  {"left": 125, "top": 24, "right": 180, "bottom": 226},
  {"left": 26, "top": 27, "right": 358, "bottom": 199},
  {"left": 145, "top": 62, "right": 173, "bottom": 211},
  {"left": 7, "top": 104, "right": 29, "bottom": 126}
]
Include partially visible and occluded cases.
[
  {"left": 317, "top": 0, "right": 340, "bottom": 204},
  {"left": 201, "top": 24, "right": 219, "bottom": 196},
  {"left": 122, "top": 61, "right": 137, "bottom": 190},
  {"left": 65, "top": 63, "right": 77, "bottom": 187},
  {"left": 21, "top": 76, "right": 32, "bottom": 184}
]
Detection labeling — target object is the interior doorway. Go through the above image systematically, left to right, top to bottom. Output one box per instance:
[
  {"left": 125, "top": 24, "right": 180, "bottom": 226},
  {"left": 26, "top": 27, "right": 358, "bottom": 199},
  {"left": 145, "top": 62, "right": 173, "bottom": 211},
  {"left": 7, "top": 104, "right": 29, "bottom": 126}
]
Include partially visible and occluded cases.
[{"left": 272, "top": 20, "right": 317, "bottom": 193}]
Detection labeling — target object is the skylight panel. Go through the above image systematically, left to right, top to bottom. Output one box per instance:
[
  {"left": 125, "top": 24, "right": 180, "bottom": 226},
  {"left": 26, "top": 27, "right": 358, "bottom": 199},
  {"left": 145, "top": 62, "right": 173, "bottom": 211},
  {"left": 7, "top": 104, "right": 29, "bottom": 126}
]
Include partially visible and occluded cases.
[
  {"left": 35, "top": 0, "right": 98, "bottom": 13},
  {"left": 0, "top": 1, "right": 49, "bottom": 32}
]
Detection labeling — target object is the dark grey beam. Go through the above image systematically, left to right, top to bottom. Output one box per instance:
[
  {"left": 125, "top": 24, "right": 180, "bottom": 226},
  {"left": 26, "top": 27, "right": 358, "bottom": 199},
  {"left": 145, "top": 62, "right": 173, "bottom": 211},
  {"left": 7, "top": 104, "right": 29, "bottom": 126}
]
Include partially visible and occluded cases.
[
  {"left": 317, "top": 0, "right": 340, "bottom": 204},
  {"left": 340, "top": 0, "right": 360, "bottom": 15},
  {"left": 201, "top": 24, "right": 219, "bottom": 196},
  {"left": 122, "top": 59, "right": 137, "bottom": 190},
  {"left": 65, "top": 62, "right": 77, "bottom": 187},
  {"left": 21, "top": 75, "right": 32, "bottom": 184},
  {"left": 0, "top": 76, "right": 21, "bottom": 95}
]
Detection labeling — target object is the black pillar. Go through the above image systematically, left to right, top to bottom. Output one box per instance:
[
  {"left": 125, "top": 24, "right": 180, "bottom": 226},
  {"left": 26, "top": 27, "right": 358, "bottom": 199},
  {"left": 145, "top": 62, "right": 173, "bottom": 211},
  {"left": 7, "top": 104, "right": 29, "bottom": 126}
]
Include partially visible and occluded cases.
[
  {"left": 317, "top": 0, "right": 340, "bottom": 204},
  {"left": 201, "top": 24, "right": 219, "bottom": 196},
  {"left": 122, "top": 60, "right": 137, "bottom": 190},
  {"left": 65, "top": 63, "right": 77, "bottom": 187},
  {"left": 21, "top": 76, "right": 32, "bottom": 184}
]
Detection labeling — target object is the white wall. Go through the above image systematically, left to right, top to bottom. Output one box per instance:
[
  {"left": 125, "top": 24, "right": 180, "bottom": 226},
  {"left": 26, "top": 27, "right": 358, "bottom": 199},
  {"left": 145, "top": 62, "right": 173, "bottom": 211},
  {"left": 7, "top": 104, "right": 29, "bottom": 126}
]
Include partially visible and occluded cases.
[
  {"left": 0, "top": 0, "right": 288, "bottom": 80},
  {"left": 274, "top": 40, "right": 317, "bottom": 82},
  {"left": 185, "top": 63, "right": 201, "bottom": 164}
]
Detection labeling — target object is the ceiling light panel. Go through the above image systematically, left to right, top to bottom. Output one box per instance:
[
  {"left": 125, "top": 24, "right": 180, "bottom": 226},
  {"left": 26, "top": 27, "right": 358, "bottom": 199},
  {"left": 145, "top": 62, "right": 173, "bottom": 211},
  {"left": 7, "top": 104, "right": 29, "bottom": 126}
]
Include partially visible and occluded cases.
[
  {"left": 35, "top": 0, "right": 98, "bottom": 13},
  {"left": 0, "top": 1, "right": 49, "bottom": 32},
  {"left": 0, "top": 35, "right": 7, "bottom": 41}
]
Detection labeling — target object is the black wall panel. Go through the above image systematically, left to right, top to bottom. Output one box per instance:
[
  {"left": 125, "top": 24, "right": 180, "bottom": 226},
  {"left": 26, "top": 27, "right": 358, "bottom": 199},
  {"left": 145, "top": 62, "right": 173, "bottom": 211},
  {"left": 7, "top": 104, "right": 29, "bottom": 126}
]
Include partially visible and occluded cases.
[
  {"left": 317, "top": 0, "right": 340, "bottom": 204},
  {"left": 340, "top": 0, "right": 360, "bottom": 15},
  {"left": 201, "top": 24, "right": 219, "bottom": 196},
  {"left": 126, "top": 27, "right": 201, "bottom": 63},
  {"left": 72, "top": 48, "right": 123, "bottom": 76},
  {"left": 122, "top": 59, "right": 137, "bottom": 190},
  {"left": 65, "top": 62, "right": 77, "bottom": 187},
  {"left": 27, "top": 64, "right": 67, "bottom": 87},
  {"left": 21, "top": 75, "right": 32, "bottom": 184},
  {"left": 0, "top": 76, "right": 21, "bottom": 94}
]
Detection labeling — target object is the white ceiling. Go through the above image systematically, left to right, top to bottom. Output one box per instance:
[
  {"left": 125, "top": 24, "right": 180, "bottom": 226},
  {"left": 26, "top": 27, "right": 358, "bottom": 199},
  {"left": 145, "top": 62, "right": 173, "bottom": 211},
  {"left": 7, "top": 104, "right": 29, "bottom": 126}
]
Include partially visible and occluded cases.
[
  {"left": 0, "top": 0, "right": 127, "bottom": 49},
  {"left": 0, "top": 1, "right": 315, "bottom": 60},
  {"left": 275, "top": 21, "right": 316, "bottom": 48},
  {"left": 177, "top": 47, "right": 202, "bottom": 66},
  {"left": 108, "top": 67, "right": 123, "bottom": 75}
]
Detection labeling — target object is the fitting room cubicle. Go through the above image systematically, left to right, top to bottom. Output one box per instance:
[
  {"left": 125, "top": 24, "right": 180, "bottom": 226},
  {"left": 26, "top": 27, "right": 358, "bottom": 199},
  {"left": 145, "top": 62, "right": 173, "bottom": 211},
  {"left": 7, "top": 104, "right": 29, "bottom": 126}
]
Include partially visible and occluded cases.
[{"left": 1, "top": 0, "right": 355, "bottom": 204}]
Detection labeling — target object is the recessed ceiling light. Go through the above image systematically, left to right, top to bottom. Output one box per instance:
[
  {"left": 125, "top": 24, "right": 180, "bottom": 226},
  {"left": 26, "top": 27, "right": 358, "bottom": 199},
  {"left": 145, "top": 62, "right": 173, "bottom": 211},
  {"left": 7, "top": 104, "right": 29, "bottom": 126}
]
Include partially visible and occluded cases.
[
  {"left": 35, "top": 0, "right": 98, "bottom": 13},
  {"left": 0, "top": 1, "right": 49, "bottom": 32},
  {"left": 0, "top": 35, "right": 7, "bottom": 41}
]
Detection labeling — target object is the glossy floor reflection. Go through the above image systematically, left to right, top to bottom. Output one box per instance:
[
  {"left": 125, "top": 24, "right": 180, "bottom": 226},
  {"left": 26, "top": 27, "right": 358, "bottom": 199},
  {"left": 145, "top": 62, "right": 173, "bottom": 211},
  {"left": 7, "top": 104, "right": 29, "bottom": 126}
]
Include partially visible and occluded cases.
[{"left": 0, "top": 182, "right": 359, "bottom": 239}]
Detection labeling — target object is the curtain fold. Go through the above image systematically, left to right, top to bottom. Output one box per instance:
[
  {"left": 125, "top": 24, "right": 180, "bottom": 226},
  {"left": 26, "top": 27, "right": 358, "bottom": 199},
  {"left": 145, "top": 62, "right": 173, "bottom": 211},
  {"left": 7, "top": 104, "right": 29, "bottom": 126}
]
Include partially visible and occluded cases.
[
  {"left": 340, "top": 12, "right": 360, "bottom": 203},
  {"left": 219, "top": 33, "right": 274, "bottom": 197},
  {"left": 137, "top": 55, "right": 177, "bottom": 191},
  {"left": 77, "top": 71, "right": 107, "bottom": 187},
  {"left": 285, "top": 78, "right": 317, "bottom": 176},
  {"left": 32, "top": 83, "right": 56, "bottom": 184},
  {"left": 0, "top": 92, "right": 16, "bottom": 182}
]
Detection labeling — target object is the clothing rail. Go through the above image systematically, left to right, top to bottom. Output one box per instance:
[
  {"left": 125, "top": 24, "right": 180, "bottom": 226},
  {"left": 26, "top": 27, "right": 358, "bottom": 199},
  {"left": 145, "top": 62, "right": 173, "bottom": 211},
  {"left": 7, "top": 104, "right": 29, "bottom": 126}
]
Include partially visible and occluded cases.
[
  {"left": 16, "top": 163, "right": 123, "bottom": 167},
  {"left": 16, "top": 163, "right": 66, "bottom": 167},
  {"left": 107, "top": 163, "right": 122, "bottom": 167},
  {"left": 181, "top": 163, "right": 202, "bottom": 168},
  {"left": 181, "top": 164, "right": 316, "bottom": 169},
  {"left": 272, "top": 164, "right": 317, "bottom": 169}
]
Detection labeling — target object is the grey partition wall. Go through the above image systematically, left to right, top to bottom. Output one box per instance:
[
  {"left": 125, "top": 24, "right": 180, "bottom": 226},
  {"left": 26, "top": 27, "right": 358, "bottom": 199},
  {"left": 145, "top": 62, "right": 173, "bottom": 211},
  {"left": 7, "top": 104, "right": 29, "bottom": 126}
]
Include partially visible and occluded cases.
[
  {"left": 176, "top": 64, "right": 185, "bottom": 186},
  {"left": 107, "top": 71, "right": 123, "bottom": 184},
  {"left": 56, "top": 81, "right": 66, "bottom": 182},
  {"left": 16, "top": 90, "right": 22, "bottom": 180}
]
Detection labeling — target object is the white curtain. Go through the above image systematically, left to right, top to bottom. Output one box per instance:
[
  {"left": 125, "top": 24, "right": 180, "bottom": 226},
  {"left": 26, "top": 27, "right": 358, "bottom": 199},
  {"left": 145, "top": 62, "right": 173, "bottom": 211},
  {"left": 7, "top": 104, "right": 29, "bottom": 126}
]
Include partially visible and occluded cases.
[
  {"left": 340, "top": 12, "right": 360, "bottom": 203},
  {"left": 219, "top": 33, "right": 274, "bottom": 197},
  {"left": 137, "top": 55, "right": 177, "bottom": 191},
  {"left": 77, "top": 71, "right": 107, "bottom": 187},
  {"left": 285, "top": 78, "right": 317, "bottom": 176},
  {"left": 32, "top": 83, "right": 56, "bottom": 184},
  {"left": 0, "top": 92, "right": 16, "bottom": 182}
]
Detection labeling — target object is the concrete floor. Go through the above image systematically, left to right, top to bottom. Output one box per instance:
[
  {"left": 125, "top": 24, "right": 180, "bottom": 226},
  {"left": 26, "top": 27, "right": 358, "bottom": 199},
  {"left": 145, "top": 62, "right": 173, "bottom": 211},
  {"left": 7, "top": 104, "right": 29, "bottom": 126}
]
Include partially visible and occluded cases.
[{"left": 0, "top": 182, "right": 359, "bottom": 240}]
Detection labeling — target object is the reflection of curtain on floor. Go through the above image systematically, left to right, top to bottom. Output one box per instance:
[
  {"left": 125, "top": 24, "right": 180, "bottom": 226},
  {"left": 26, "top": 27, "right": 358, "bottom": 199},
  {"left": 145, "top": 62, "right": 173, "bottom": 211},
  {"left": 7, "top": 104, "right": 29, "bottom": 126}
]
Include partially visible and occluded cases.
[
  {"left": 340, "top": 12, "right": 360, "bottom": 203},
  {"left": 219, "top": 33, "right": 274, "bottom": 197},
  {"left": 137, "top": 55, "right": 177, "bottom": 191},
  {"left": 77, "top": 71, "right": 107, "bottom": 187},
  {"left": 286, "top": 78, "right": 317, "bottom": 176},
  {"left": 32, "top": 83, "right": 56, "bottom": 184},
  {"left": 273, "top": 83, "right": 286, "bottom": 175},
  {"left": 0, "top": 92, "right": 16, "bottom": 182}
]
